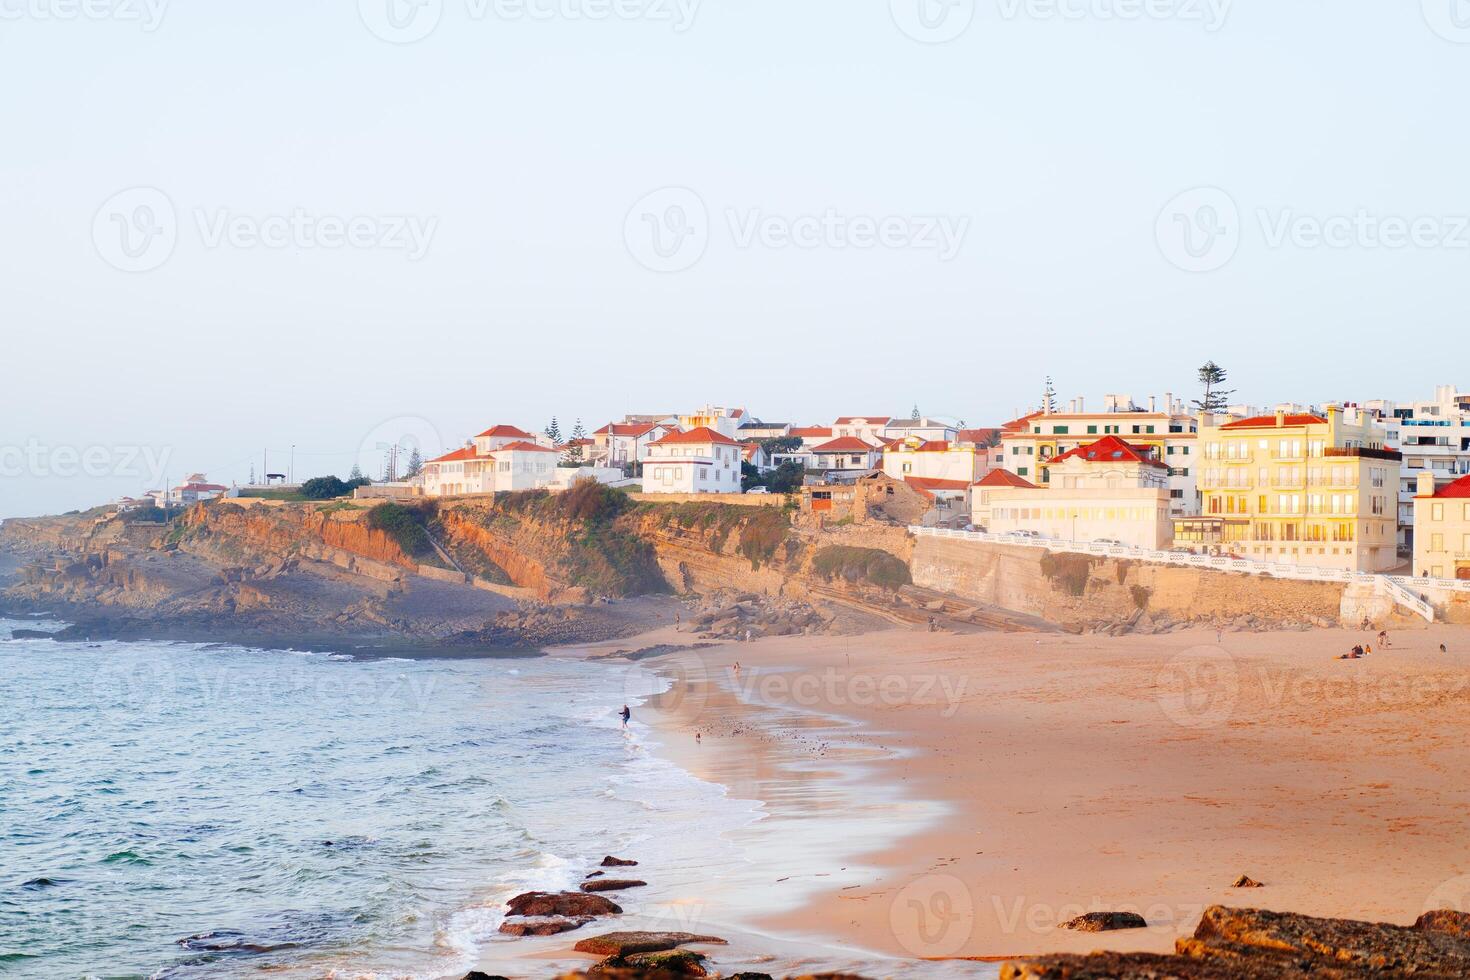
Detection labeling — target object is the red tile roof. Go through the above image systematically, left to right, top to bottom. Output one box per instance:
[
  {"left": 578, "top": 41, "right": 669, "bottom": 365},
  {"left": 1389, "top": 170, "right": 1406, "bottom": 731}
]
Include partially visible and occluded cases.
[
  {"left": 1001, "top": 411, "right": 1045, "bottom": 433},
  {"left": 1221, "top": 413, "right": 1327, "bottom": 430},
  {"left": 834, "top": 416, "right": 892, "bottom": 425},
  {"left": 477, "top": 424, "right": 534, "bottom": 439},
  {"left": 649, "top": 426, "right": 740, "bottom": 447},
  {"left": 790, "top": 426, "right": 833, "bottom": 438},
  {"left": 957, "top": 428, "right": 1001, "bottom": 446},
  {"left": 1048, "top": 435, "right": 1165, "bottom": 468},
  {"left": 811, "top": 437, "right": 878, "bottom": 453},
  {"left": 493, "top": 440, "right": 557, "bottom": 454},
  {"left": 428, "top": 446, "right": 479, "bottom": 464},
  {"left": 974, "top": 469, "right": 1038, "bottom": 489},
  {"left": 1427, "top": 473, "right": 1470, "bottom": 498},
  {"left": 903, "top": 476, "right": 970, "bottom": 499}
]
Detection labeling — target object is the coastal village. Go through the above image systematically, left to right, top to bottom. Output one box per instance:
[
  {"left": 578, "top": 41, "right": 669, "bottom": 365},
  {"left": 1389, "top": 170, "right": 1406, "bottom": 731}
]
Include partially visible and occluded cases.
[{"left": 145, "top": 378, "right": 1470, "bottom": 590}]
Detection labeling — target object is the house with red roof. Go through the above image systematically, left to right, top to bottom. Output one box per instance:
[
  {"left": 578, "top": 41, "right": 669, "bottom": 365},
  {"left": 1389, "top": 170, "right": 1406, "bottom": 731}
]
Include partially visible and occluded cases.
[
  {"left": 678, "top": 406, "right": 747, "bottom": 439},
  {"left": 642, "top": 427, "right": 744, "bottom": 494},
  {"left": 422, "top": 429, "right": 561, "bottom": 496},
  {"left": 978, "top": 435, "right": 1174, "bottom": 548},
  {"left": 809, "top": 436, "right": 882, "bottom": 475},
  {"left": 1412, "top": 471, "right": 1470, "bottom": 579},
  {"left": 148, "top": 473, "right": 228, "bottom": 508}
]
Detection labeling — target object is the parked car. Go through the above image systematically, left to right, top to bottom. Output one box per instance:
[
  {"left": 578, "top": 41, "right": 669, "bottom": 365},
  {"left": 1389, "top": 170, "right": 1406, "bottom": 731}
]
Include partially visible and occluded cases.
[
  {"left": 747, "top": 486, "right": 771, "bottom": 494},
  {"left": 1012, "top": 529, "right": 1040, "bottom": 538},
  {"left": 1095, "top": 538, "right": 1124, "bottom": 546}
]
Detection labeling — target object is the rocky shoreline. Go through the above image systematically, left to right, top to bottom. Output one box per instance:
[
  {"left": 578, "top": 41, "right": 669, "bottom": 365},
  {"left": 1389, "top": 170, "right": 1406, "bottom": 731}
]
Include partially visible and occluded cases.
[{"left": 470, "top": 899, "right": 1470, "bottom": 978}]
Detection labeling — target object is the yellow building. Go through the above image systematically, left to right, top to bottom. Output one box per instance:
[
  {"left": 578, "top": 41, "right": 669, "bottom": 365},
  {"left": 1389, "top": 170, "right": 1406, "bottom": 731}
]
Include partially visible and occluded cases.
[
  {"left": 1181, "top": 406, "right": 1400, "bottom": 572},
  {"left": 1412, "top": 471, "right": 1470, "bottom": 580}
]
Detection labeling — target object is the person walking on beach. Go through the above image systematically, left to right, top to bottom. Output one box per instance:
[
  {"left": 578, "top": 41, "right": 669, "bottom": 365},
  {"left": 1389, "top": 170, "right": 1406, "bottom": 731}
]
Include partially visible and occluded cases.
[
  {"left": 1379, "top": 630, "right": 1390, "bottom": 648},
  {"left": 619, "top": 705, "right": 631, "bottom": 729}
]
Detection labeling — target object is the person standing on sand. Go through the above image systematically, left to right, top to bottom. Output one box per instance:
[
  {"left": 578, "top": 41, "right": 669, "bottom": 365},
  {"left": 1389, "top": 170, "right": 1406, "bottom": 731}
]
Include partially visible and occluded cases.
[{"left": 620, "top": 705, "right": 631, "bottom": 729}]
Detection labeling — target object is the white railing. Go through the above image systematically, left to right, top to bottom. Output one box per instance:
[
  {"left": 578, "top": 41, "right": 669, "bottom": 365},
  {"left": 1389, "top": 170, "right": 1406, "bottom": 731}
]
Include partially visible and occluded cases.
[{"left": 909, "top": 526, "right": 1454, "bottom": 621}]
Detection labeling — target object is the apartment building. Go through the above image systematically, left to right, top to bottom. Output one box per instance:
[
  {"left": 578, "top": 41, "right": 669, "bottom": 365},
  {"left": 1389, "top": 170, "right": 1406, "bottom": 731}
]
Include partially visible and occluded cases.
[
  {"left": 1361, "top": 385, "right": 1470, "bottom": 552},
  {"left": 999, "top": 393, "right": 1200, "bottom": 517},
  {"left": 1181, "top": 406, "right": 1400, "bottom": 572}
]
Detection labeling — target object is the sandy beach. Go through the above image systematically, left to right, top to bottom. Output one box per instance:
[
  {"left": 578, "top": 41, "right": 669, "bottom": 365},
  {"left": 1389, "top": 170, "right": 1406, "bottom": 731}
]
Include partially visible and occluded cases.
[{"left": 559, "top": 619, "right": 1470, "bottom": 971}]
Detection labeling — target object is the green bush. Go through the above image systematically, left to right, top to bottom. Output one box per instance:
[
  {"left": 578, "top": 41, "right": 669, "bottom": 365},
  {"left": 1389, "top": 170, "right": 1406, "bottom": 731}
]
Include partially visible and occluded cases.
[
  {"left": 300, "top": 476, "right": 352, "bottom": 500},
  {"left": 367, "top": 502, "right": 432, "bottom": 557},
  {"left": 811, "top": 546, "right": 912, "bottom": 590}
]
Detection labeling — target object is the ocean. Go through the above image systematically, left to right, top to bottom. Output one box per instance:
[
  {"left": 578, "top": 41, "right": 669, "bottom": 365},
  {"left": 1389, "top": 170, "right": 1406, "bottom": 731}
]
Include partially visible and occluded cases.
[{"left": 0, "top": 617, "right": 761, "bottom": 979}]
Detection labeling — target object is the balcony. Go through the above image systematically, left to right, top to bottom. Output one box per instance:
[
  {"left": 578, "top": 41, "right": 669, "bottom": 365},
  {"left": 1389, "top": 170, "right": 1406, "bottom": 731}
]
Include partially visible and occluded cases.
[{"left": 1324, "top": 446, "right": 1403, "bottom": 461}]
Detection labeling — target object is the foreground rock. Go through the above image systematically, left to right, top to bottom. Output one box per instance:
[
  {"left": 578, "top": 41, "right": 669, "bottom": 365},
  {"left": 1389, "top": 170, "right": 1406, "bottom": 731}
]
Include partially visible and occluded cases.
[
  {"left": 601, "top": 856, "right": 639, "bottom": 867},
  {"left": 1230, "top": 874, "right": 1264, "bottom": 888},
  {"left": 581, "top": 879, "right": 647, "bottom": 893},
  {"left": 505, "top": 891, "right": 622, "bottom": 918},
  {"left": 1004, "top": 905, "right": 1470, "bottom": 978},
  {"left": 1060, "top": 911, "right": 1147, "bottom": 932},
  {"left": 497, "top": 915, "right": 591, "bottom": 937},
  {"left": 572, "top": 932, "right": 728, "bottom": 957}
]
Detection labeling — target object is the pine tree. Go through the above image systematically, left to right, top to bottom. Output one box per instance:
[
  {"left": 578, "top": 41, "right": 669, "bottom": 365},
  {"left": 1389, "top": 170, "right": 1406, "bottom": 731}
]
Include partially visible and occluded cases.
[
  {"left": 1192, "top": 361, "right": 1236, "bottom": 414},
  {"left": 911, "top": 404, "right": 921, "bottom": 420},
  {"left": 545, "top": 417, "right": 563, "bottom": 445},
  {"left": 567, "top": 419, "right": 586, "bottom": 463},
  {"left": 405, "top": 448, "right": 424, "bottom": 478},
  {"left": 349, "top": 463, "right": 366, "bottom": 483}
]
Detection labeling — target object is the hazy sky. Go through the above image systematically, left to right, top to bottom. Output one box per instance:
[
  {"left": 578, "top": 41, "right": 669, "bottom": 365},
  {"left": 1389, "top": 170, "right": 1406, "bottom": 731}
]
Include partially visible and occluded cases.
[{"left": 3, "top": 1, "right": 1469, "bottom": 518}]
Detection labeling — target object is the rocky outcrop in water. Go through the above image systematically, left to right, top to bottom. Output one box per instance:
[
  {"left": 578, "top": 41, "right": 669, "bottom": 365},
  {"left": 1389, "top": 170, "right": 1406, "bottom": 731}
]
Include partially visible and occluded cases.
[{"left": 505, "top": 891, "right": 623, "bottom": 918}]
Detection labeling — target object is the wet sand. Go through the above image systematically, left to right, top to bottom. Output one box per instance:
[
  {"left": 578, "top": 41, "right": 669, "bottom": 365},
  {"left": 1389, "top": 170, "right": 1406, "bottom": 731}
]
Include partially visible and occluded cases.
[{"left": 569, "top": 620, "right": 1470, "bottom": 969}]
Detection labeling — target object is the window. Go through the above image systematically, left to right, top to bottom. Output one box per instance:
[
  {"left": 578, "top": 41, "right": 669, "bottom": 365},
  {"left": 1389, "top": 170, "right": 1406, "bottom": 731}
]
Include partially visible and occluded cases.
[
  {"left": 1086, "top": 425, "right": 1097, "bottom": 434},
  {"left": 1433, "top": 503, "right": 1445, "bottom": 521}
]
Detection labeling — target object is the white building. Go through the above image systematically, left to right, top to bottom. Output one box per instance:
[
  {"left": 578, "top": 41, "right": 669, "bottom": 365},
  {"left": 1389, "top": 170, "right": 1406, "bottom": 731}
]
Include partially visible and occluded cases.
[
  {"left": 1360, "top": 385, "right": 1470, "bottom": 552},
  {"left": 678, "top": 406, "right": 746, "bottom": 439},
  {"left": 832, "top": 416, "right": 893, "bottom": 444},
  {"left": 882, "top": 416, "right": 960, "bottom": 443},
  {"left": 595, "top": 421, "right": 676, "bottom": 469},
  {"left": 641, "top": 427, "right": 744, "bottom": 494},
  {"left": 422, "top": 431, "right": 560, "bottom": 496},
  {"left": 808, "top": 436, "right": 882, "bottom": 477},
  {"left": 882, "top": 437, "right": 989, "bottom": 485},
  {"left": 148, "top": 474, "right": 228, "bottom": 508}
]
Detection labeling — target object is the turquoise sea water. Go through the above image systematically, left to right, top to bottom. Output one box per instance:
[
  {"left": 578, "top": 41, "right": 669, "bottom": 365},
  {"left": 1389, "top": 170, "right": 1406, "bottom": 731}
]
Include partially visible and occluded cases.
[{"left": 0, "top": 617, "right": 751, "bottom": 979}]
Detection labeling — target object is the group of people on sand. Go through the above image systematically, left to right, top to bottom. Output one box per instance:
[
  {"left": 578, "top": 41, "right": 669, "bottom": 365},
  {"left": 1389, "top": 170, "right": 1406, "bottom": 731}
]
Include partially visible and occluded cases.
[{"left": 1337, "top": 628, "right": 1452, "bottom": 659}]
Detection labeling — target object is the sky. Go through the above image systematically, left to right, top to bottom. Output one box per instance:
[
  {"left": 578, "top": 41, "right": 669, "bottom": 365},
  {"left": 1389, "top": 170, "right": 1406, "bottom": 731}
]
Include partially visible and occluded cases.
[{"left": 3, "top": 0, "right": 1469, "bottom": 518}]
